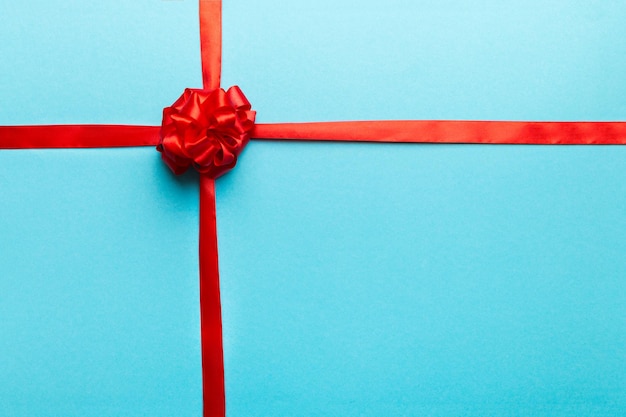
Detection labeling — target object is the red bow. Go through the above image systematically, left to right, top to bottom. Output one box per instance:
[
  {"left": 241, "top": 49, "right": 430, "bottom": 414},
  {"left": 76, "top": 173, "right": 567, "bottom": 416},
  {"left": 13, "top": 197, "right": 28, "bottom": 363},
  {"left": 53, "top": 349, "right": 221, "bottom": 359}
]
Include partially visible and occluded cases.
[{"left": 158, "top": 86, "right": 256, "bottom": 178}]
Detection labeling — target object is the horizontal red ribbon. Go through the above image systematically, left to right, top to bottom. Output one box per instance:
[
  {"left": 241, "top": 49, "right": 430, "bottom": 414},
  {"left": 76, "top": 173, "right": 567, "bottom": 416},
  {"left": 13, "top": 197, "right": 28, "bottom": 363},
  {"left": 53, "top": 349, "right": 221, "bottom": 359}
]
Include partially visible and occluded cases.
[
  {"left": 252, "top": 120, "right": 626, "bottom": 144},
  {"left": 3, "top": 121, "right": 626, "bottom": 149},
  {"left": 0, "top": 125, "right": 160, "bottom": 148}
]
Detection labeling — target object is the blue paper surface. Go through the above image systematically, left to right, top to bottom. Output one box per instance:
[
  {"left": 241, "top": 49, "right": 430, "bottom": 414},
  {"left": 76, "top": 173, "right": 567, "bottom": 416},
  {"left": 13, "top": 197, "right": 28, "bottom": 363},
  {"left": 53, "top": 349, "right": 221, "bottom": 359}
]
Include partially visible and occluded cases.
[{"left": 1, "top": 1, "right": 626, "bottom": 416}]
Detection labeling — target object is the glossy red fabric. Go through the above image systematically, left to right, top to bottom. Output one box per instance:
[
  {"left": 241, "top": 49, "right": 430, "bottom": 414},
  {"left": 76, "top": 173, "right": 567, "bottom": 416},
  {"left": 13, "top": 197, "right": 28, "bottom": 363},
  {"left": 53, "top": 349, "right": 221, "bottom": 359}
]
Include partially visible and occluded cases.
[
  {"left": 200, "top": 0, "right": 222, "bottom": 90},
  {"left": 158, "top": 87, "right": 256, "bottom": 177},
  {"left": 3, "top": 121, "right": 626, "bottom": 150},
  {"left": 253, "top": 121, "right": 626, "bottom": 144},
  {"left": 0, "top": 125, "right": 159, "bottom": 148},
  {"left": 199, "top": 175, "right": 226, "bottom": 417}
]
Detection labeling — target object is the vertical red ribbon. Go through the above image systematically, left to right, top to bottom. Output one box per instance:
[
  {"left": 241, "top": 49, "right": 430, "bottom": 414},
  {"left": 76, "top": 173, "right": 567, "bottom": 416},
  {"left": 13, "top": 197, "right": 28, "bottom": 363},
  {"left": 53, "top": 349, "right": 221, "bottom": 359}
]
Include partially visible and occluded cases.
[
  {"left": 200, "top": 0, "right": 222, "bottom": 91},
  {"left": 198, "top": 1, "right": 226, "bottom": 417},
  {"left": 199, "top": 175, "right": 226, "bottom": 417}
]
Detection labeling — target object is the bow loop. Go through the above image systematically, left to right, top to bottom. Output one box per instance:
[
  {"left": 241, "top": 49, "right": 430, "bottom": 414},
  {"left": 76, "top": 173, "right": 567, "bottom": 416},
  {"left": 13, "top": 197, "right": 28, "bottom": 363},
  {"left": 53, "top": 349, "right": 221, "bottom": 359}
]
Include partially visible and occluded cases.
[
  {"left": 226, "top": 85, "right": 252, "bottom": 110},
  {"left": 158, "top": 86, "right": 255, "bottom": 178}
]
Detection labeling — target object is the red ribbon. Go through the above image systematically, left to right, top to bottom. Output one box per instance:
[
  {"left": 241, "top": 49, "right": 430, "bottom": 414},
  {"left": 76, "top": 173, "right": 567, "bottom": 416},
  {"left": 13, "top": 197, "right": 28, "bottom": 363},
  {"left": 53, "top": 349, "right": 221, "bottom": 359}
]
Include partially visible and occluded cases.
[
  {"left": 2, "top": 1, "right": 626, "bottom": 417},
  {"left": 158, "top": 87, "right": 255, "bottom": 178},
  {"left": 253, "top": 120, "right": 626, "bottom": 144},
  {"left": 3, "top": 121, "right": 626, "bottom": 149},
  {"left": 0, "top": 125, "right": 159, "bottom": 148},
  {"left": 199, "top": 174, "right": 226, "bottom": 417}
]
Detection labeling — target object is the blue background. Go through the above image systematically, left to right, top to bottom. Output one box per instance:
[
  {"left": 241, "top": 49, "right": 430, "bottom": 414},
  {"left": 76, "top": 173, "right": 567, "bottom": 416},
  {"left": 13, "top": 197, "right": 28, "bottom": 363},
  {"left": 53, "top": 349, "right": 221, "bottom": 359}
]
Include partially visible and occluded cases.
[{"left": 1, "top": 0, "right": 625, "bottom": 416}]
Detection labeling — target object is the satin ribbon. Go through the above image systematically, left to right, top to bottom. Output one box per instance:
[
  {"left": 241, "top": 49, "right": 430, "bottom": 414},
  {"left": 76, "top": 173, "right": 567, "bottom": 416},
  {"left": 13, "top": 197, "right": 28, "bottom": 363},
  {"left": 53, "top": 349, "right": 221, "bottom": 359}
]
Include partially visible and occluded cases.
[
  {"left": 2, "top": 2, "right": 626, "bottom": 417},
  {"left": 158, "top": 87, "right": 256, "bottom": 178},
  {"left": 252, "top": 120, "right": 626, "bottom": 144},
  {"left": 4, "top": 121, "right": 626, "bottom": 149},
  {"left": 0, "top": 125, "right": 159, "bottom": 148},
  {"left": 199, "top": 174, "right": 225, "bottom": 417}
]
